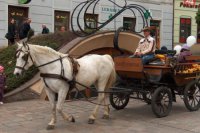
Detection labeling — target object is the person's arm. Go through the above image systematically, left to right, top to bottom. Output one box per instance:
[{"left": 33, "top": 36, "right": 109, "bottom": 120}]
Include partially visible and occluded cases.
[
  {"left": 8, "top": 24, "right": 11, "bottom": 33},
  {"left": 28, "top": 24, "right": 31, "bottom": 31},
  {"left": 13, "top": 25, "right": 16, "bottom": 36},
  {"left": 134, "top": 40, "right": 143, "bottom": 55},
  {"left": 141, "top": 40, "right": 155, "bottom": 55},
  {"left": 135, "top": 45, "right": 141, "bottom": 53},
  {"left": 3, "top": 75, "right": 6, "bottom": 87}
]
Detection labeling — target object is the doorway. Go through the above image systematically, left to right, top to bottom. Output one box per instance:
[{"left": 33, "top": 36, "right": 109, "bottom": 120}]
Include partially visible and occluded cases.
[
  {"left": 8, "top": 6, "right": 28, "bottom": 39},
  {"left": 150, "top": 20, "right": 161, "bottom": 48}
]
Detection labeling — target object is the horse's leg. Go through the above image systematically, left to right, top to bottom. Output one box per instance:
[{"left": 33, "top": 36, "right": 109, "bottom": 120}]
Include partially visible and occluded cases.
[
  {"left": 45, "top": 87, "right": 57, "bottom": 130},
  {"left": 56, "top": 87, "right": 75, "bottom": 123},
  {"left": 88, "top": 92, "right": 104, "bottom": 124},
  {"left": 102, "top": 93, "right": 110, "bottom": 119}
]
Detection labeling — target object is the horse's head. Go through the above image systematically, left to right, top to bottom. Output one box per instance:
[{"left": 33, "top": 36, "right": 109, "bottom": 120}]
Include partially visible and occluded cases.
[{"left": 14, "top": 42, "right": 34, "bottom": 76}]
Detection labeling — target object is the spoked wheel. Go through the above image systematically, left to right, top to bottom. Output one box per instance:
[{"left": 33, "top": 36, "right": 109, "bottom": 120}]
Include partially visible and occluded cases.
[
  {"left": 184, "top": 80, "right": 200, "bottom": 111},
  {"left": 151, "top": 86, "right": 172, "bottom": 118},
  {"left": 109, "top": 90, "right": 130, "bottom": 110}
]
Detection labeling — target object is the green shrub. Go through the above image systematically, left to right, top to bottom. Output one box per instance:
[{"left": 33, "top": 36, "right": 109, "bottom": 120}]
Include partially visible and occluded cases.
[{"left": 0, "top": 31, "right": 77, "bottom": 93}]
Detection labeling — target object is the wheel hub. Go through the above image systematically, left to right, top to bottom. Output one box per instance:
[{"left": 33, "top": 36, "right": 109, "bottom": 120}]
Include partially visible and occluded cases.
[{"left": 161, "top": 99, "right": 165, "bottom": 105}]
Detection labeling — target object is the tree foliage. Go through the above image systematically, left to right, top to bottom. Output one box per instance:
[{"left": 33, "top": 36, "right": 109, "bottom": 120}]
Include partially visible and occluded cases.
[
  {"left": 195, "top": 9, "right": 200, "bottom": 25},
  {"left": 0, "top": 31, "right": 77, "bottom": 93}
]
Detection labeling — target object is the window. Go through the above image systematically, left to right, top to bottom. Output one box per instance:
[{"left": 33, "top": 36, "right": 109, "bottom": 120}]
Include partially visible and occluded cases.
[
  {"left": 8, "top": 6, "right": 28, "bottom": 39},
  {"left": 54, "top": 11, "right": 70, "bottom": 32},
  {"left": 84, "top": 14, "right": 98, "bottom": 31},
  {"left": 123, "top": 17, "right": 136, "bottom": 31},
  {"left": 180, "top": 18, "right": 191, "bottom": 43},
  {"left": 150, "top": 20, "right": 161, "bottom": 48}
]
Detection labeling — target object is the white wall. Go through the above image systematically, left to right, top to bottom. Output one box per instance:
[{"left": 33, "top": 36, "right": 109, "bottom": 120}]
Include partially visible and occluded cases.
[
  {"left": 0, "top": 0, "right": 173, "bottom": 49},
  {"left": 0, "top": 0, "right": 7, "bottom": 47}
]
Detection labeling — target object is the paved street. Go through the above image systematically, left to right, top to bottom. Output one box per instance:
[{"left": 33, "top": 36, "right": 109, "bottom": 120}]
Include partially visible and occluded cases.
[{"left": 1, "top": 98, "right": 200, "bottom": 133}]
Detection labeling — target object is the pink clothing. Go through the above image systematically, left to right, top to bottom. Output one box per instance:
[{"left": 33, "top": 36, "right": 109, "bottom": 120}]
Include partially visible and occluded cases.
[
  {"left": 135, "top": 36, "right": 156, "bottom": 55},
  {"left": 178, "top": 50, "right": 192, "bottom": 63},
  {"left": 0, "top": 73, "right": 6, "bottom": 102}
]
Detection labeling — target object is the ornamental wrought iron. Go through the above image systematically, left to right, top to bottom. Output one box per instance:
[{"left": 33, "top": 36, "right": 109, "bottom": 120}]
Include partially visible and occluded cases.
[{"left": 71, "top": 0, "right": 153, "bottom": 37}]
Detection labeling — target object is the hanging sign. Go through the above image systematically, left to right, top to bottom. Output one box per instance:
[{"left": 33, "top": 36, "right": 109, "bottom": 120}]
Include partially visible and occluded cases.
[
  {"left": 18, "top": 0, "right": 31, "bottom": 4},
  {"left": 180, "top": 0, "right": 199, "bottom": 8}
]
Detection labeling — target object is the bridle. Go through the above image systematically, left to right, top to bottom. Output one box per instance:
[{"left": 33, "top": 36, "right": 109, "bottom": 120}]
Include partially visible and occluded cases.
[
  {"left": 15, "top": 42, "right": 69, "bottom": 71},
  {"left": 15, "top": 44, "right": 34, "bottom": 71}
]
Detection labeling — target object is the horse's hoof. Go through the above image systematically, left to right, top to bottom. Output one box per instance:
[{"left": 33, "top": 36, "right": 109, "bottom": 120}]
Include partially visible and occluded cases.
[
  {"left": 102, "top": 114, "right": 109, "bottom": 119},
  {"left": 71, "top": 116, "right": 75, "bottom": 123},
  {"left": 88, "top": 119, "right": 95, "bottom": 124},
  {"left": 46, "top": 125, "right": 55, "bottom": 130}
]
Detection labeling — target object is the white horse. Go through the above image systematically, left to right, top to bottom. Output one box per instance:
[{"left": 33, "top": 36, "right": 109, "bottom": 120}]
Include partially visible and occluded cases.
[{"left": 14, "top": 42, "right": 116, "bottom": 129}]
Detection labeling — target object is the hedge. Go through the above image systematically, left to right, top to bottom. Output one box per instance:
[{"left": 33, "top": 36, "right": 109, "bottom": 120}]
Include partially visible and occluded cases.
[{"left": 0, "top": 31, "right": 77, "bottom": 93}]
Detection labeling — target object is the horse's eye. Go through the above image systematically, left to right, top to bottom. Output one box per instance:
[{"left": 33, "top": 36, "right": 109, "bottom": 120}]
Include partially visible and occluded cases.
[{"left": 22, "top": 54, "right": 28, "bottom": 61}]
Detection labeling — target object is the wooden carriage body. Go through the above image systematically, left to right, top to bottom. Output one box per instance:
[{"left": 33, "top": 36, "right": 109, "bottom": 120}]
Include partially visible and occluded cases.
[{"left": 114, "top": 56, "right": 200, "bottom": 86}]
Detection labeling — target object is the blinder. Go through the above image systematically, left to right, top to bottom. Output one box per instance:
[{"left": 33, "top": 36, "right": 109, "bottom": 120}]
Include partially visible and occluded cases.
[
  {"left": 15, "top": 46, "right": 32, "bottom": 71},
  {"left": 22, "top": 53, "right": 29, "bottom": 61}
]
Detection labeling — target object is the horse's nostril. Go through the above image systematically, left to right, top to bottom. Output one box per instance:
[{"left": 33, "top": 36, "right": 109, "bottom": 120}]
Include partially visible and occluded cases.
[{"left": 16, "top": 73, "right": 19, "bottom": 76}]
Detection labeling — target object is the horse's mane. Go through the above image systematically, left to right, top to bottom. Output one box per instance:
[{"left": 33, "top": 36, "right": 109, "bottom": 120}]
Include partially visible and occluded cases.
[{"left": 29, "top": 44, "right": 66, "bottom": 56}]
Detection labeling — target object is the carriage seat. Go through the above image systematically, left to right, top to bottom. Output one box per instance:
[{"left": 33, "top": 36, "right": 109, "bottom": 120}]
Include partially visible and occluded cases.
[{"left": 114, "top": 56, "right": 170, "bottom": 83}]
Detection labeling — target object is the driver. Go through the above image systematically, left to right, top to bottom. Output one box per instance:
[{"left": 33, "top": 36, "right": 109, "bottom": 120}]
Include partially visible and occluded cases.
[{"left": 134, "top": 27, "right": 156, "bottom": 64}]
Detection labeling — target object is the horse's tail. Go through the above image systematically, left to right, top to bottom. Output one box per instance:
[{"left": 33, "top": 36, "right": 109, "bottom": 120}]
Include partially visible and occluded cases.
[{"left": 105, "top": 55, "right": 116, "bottom": 90}]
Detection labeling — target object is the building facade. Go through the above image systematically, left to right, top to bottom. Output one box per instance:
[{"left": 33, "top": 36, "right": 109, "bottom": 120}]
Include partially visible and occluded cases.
[
  {"left": 0, "top": 0, "right": 173, "bottom": 49},
  {"left": 174, "top": 0, "right": 200, "bottom": 44}
]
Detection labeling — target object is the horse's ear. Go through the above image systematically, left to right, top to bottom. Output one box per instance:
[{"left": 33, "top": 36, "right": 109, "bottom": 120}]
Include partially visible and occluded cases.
[
  {"left": 22, "top": 41, "right": 26, "bottom": 47},
  {"left": 16, "top": 42, "right": 20, "bottom": 46},
  {"left": 16, "top": 42, "right": 21, "bottom": 47}
]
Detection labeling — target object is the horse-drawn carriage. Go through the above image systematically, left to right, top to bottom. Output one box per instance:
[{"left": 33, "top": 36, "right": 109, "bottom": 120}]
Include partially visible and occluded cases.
[{"left": 109, "top": 54, "right": 200, "bottom": 118}]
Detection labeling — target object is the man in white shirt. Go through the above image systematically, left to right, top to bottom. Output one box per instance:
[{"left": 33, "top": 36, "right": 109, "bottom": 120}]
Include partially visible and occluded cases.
[{"left": 134, "top": 27, "right": 156, "bottom": 64}]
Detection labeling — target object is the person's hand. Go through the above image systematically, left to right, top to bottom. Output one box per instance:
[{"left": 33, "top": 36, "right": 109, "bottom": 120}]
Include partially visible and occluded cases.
[{"left": 135, "top": 52, "right": 142, "bottom": 57}]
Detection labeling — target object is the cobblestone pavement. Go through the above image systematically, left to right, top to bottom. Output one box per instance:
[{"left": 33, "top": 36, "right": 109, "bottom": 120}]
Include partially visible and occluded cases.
[{"left": 1, "top": 98, "right": 200, "bottom": 133}]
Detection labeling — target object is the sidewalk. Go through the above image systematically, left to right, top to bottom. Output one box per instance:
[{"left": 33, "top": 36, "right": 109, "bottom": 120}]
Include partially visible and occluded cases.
[{"left": 1, "top": 99, "right": 200, "bottom": 133}]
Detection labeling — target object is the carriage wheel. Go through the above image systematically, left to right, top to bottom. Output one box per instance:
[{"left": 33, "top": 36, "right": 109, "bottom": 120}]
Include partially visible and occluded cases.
[
  {"left": 184, "top": 80, "right": 200, "bottom": 111},
  {"left": 151, "top": 86, "right": 172, "bottom": 118},
  {"left": 109, "top": 92, "right": 130, "bottom": 110}
]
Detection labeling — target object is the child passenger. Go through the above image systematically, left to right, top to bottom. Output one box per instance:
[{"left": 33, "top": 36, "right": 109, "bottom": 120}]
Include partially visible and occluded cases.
[{"left": 178, "top": 44, "right": 192, "bottom": 63}]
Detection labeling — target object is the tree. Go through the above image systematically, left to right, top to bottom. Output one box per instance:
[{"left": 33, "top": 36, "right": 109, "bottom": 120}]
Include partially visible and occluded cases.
[{"left": 195, "top": 9, "right": 200, "bottom": 25}]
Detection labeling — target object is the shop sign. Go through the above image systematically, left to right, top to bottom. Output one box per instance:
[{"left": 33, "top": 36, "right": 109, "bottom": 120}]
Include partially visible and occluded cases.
[
  {"left": 18, "top": 0, "right": 31, "bottom": 4},
  {"left": 180, "top": 0, "right": 200, "bottom": 8},
  {"left": 102, "top": 7, "right": 120, "bottom": 13},
  {"left": 11, "top": 11, "right": 24, "bottom": 17},
  {"left": 55, "top": 15, "right": 66, "bottom": 20}
]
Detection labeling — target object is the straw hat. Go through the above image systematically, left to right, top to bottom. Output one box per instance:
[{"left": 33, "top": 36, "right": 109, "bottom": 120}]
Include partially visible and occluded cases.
[{"left": 142, "top": 27, "right": 151, "bottom": 32}]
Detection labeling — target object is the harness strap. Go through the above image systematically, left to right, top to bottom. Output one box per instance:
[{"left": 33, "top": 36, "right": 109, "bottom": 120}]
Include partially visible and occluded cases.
[
  {"left": 37, "top": 55, "right": 69, "bottom": 68},
  {"left": 40, "top": 56, "right": 80, "bottom": 93},
  {"left": 60, "top": 56, "right": 65, "bottom": 76},
  {"left": 68, "top": 56, "right": 80, "bottom": 77},
  {"left": 40, "top": 73, "right": 75, "bottom": 91},
  {"left": 43, "top": 78, "right": 50, "bottom": 89}
]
